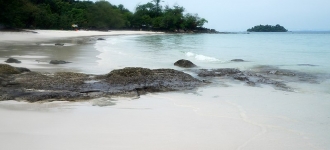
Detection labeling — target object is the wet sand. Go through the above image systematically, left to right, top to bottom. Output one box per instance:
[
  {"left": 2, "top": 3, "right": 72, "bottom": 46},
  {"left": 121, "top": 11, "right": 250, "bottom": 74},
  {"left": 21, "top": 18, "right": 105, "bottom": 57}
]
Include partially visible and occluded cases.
[
  {"left": 0, "top": 30, "right": 161, "bottom": 73},
  {"left": 0, "top": 84, "right": 329, "bottom": 150}
]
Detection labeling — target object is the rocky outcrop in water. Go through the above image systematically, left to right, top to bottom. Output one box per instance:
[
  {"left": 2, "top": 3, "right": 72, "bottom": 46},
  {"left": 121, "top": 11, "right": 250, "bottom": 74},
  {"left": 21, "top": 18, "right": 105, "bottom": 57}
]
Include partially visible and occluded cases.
[
  {"left": 174, "top": 59, "right": 196, "bottom": 68},
  {"left": 0, "top": 63, "right": 323, "bottom": 102},
  {"left": 0, "top": 66, "right": 202, "bottom": 102},
  {"left": 194, "top": 68, "right": 294, "bottom": 91}
]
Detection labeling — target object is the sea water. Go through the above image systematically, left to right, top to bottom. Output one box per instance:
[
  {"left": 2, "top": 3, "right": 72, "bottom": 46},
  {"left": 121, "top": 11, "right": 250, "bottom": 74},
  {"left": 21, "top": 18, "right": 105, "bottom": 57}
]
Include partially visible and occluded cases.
[{"left": 94, "top": 32, "right": 330, "bottom": 93}]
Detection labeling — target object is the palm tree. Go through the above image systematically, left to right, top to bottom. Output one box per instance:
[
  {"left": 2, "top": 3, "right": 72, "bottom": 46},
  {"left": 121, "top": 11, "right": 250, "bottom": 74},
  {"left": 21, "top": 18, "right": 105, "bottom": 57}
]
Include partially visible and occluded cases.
[{"left": 152, "top": 0, "right": 163, "bottom": 15}]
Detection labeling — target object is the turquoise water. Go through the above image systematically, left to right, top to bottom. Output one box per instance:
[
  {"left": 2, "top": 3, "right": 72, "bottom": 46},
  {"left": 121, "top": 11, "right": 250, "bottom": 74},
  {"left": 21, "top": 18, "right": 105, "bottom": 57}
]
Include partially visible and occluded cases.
[
  {"left": 93, "top": 32, "right": 330, "bottom": 94},
  {"left": 95, "top": 32, "right": 330, "bottom": 74}
]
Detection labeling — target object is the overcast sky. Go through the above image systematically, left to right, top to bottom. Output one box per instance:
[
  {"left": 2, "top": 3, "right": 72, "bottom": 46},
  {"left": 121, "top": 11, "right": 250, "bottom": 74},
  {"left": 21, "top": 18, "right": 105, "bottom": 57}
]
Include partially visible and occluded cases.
[{"left": 99, "top": 0, "right": 330, "bottom": 31}]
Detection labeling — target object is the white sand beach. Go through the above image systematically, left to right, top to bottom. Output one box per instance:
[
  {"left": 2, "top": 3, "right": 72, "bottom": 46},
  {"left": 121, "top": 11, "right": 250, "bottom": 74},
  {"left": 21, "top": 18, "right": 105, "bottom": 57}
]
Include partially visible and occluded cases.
[
  {"left": 0, "top": 30, "right": 330, "bottom": 150},
  {"left": 0, "top": 30, "right": 161, "bottom": 42},
  {"left": 0, "top": 85, "right": 329, "bottom": 150}
]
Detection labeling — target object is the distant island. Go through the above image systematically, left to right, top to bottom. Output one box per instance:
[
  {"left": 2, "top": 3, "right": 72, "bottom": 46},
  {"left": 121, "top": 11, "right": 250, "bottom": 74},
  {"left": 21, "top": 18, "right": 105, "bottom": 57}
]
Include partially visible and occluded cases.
[{"left": 247, "top": 24, "right": 288, "bottom": 32}]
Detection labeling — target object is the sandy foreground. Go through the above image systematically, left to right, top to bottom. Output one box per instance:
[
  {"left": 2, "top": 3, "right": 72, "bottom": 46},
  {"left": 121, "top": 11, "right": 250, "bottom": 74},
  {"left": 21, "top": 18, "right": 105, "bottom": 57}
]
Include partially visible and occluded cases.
[
  {"left": 0, "top": 30, "right": 330, "bottom": 150},
  {"left": 0, "top": 85, "right": 329, "bottom": 150}
]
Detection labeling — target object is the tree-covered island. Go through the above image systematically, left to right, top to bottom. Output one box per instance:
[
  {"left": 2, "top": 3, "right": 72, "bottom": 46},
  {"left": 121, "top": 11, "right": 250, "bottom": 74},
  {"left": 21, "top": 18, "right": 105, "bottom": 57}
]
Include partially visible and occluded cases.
[
  {"left": 0, "top": 0, "right": 214, "bottom": 33},
  {"left": 247, "top": 24, "right": 288, "bottom": 32}
]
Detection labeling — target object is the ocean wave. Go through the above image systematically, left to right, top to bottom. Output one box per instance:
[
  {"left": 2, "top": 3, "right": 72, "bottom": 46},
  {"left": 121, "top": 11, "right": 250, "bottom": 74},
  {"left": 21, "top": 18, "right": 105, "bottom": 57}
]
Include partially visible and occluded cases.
[{"left": 185, "top": 52, "right": 220, "bottom": 62}]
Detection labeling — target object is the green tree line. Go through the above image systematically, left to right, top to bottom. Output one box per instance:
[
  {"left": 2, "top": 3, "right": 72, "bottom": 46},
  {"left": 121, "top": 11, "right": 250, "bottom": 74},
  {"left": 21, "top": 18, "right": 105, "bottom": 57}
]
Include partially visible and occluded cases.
[
  {"left": 0, "top": 0, "right": 208, "bottom": 31},
  {"left": 247, "top": 24, "right": 288, "bottom": 32}
]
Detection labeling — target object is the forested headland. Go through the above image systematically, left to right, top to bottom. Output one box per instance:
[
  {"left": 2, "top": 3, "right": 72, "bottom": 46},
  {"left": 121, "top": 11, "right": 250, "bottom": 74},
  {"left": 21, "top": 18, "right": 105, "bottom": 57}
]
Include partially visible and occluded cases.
[
  {"left": 0, "top": 0, "right": 212, "bottom": 32},
  {"left": 247, "top": 24, "right": 288, "bottom": 32}
]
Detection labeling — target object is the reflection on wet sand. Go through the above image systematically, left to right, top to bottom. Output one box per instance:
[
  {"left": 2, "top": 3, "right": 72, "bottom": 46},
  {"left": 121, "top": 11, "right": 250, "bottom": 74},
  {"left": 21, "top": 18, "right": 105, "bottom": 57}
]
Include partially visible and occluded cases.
[{"left": 0, "top": 37, "right": 100, "bottom": 73}]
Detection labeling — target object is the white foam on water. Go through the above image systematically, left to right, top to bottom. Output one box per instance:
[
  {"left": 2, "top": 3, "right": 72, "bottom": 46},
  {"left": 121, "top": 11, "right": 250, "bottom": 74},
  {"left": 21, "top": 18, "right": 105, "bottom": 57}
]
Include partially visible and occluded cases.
[
  {"left": 186, "top": 52, "right": 221, "bottom": 62},
  {"left": 9, "top": 55, "right": 49, "bottom": 59}
]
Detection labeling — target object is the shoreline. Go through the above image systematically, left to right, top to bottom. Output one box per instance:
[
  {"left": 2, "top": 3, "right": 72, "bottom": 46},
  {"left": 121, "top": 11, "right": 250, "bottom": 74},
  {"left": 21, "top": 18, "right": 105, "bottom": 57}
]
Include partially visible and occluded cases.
[
  {"left": 0, "top": 30, "right": 163, "bottom": 43},
  {"left": 0, "top": 30, "right": 162, "bottom": 73}
]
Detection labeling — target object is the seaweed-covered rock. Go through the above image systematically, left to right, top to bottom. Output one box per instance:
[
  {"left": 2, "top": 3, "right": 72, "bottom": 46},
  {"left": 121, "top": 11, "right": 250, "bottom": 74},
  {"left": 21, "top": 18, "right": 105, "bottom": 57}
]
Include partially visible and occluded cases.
[
  {"left": 5, "top": 58, "right": 21, "bottom": 63},
  {"left": 174, "top": 59, "right": 196, "bottom": 68},
  {"left": 0, "top": 64, "right": 20, "bottom": 74},
  {"left": 107, "top": 67, "right": 154, "bottom": 77}
]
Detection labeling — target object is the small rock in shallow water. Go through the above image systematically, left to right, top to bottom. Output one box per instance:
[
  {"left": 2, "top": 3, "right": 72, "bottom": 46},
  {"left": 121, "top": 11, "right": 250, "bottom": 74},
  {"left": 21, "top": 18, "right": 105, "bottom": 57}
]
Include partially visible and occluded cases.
[
  {"left": 97, "top": 38, "right": 105, "bottom": 40},
  {"left": 55, "top": 43, "right": 64, "bottom": 46},
  {"left": 5, "top": 58, "right": 21, "bottom": 63},
  {"left": 174, "top": 59, "right": 196, "bottom": 68},
  {"left": 231, "top": 59, "right": 244, "bottom": 62},
  {"left": 49, "top": 60, "right": 71, "bottom": 64},
  {"left": 297, "top": 64, "right": 318, "bottom": 67}
]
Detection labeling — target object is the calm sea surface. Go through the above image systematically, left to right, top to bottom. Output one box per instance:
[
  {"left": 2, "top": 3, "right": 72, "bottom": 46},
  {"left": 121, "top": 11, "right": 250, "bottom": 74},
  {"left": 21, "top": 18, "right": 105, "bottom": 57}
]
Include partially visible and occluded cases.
[
  {"left": 93, "top": 32, "right": 330, "bottom": 94},
  {"left": 95, "top": 32, "right": 330, "bottom": 74}
]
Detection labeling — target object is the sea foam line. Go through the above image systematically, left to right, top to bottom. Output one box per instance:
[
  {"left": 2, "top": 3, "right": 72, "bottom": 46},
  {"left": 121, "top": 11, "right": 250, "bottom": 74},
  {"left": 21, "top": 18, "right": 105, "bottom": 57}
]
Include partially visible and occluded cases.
[{"left": 186, "top": 52, "right": 221, "bottom": 62}]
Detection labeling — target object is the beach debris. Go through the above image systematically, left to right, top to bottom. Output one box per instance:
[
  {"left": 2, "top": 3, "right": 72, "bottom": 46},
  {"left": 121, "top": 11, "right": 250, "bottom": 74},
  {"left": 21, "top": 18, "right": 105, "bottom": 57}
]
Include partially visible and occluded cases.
[
  {"left": 97, "top": 38, "right": 106, "bottom": 40},
  {"left": 55, "top": 43, "right": 64, "bottom": 46},
  {"left": 5, "top": 58, "right": 21, "bottom": 63},
  {"left": 174, "top": 59, "right": 197, "bottom": 68},
  {"left": 231, "top": 59, "right": 244, "bottom": 62},
  {"left": 49, "top": 60, "right": 71, "bottom": 64}
]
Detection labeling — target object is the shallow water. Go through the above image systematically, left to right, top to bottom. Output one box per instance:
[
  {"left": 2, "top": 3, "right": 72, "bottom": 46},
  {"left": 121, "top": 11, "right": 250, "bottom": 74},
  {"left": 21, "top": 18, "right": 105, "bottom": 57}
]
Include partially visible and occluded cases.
[
  {"left": 93, "top": 32, "right": 330, "bottom": 93},
  {"left": 95, "top": 32, "right": 330, "bottom": 73}
]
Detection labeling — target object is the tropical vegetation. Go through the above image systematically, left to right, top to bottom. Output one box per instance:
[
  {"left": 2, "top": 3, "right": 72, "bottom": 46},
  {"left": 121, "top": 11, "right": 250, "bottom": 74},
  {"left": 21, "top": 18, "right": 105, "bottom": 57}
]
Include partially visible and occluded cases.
[
  {"left": 0, "top": 0, "right": 208, "bottom": 31},
  {"left": 247, "top": 24, "right": 288, "bottom": 32}
]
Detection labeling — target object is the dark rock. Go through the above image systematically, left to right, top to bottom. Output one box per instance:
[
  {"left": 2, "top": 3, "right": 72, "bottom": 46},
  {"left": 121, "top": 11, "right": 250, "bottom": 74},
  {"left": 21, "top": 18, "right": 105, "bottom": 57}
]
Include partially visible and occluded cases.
[
  {"left": 97, "top": 38, "right": 105, "bottom": 40},
  {"left": 55, "top": 43, "right": 64, "bottom": 46},
  {"left": 5, "top": 58, "right": 21, "bottom": 63},
  {"left": 174, "top": 59, "right": 196, "bottom": 68},
  {"left": 231, "top": 59, "right": 244, "bottom": 62},
  {"left": 49, "top": 60, "right": 71, "bottom": 64},
  {"left": 0, "top": 64, "right": 20, "bottom": 74},
  {"left": 297, "top": 64, "right": 318, "bottom": 67},
  {"left": 0, "top": 67, "right": 202, "bottom": 102},
  {"left": 15, "top": 67, "right": 30, "bottom": 73},
  {"left": 107, "top": 67, "right": 153, "bottom": 77},
  {"left": 198, "top": 68, "right": 241, "bottom": 77},
  {"left": 268, "top": 70, "right": 295, "bottom": 76},
  {"left": 232, "top": 74, "right": 249, "bottom": 81},
  {"left": 202, "top": 80, "right": 212, "bottom": 83},
  {"left": 246, "top": 81, "right": 256, "bottom": 86}
]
